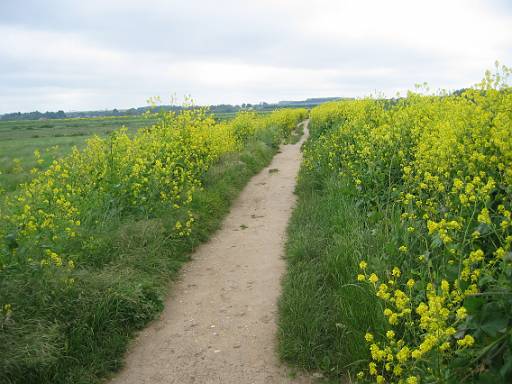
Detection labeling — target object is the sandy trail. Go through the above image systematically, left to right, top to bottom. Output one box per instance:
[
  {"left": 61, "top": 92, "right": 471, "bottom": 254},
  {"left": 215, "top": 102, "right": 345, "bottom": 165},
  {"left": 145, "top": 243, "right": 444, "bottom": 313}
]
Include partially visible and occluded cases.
[{"left": 110, "top": 121, "right": 311, "bottom": 384}]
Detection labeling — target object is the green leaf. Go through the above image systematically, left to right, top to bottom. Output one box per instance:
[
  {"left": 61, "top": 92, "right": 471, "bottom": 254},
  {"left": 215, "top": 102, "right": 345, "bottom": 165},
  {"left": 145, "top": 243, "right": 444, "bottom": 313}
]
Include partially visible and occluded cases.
[
  {"left": 446, "top": 264, "right": 459, "bottom": 281},
  {"left": 478, "top": 274, "right": 495, "bottom": 286},
  {"left": 464, "top": 296, "right": 485, "bottom": 313},
  {"left": 481, "top": 318, "right": 508, "bottom": 337},
  {"left": 500, "top": 348, "right": 512, "bottom": 378},
  {"left": 478, "top": 370, "right": 506, "bottom": 384}
]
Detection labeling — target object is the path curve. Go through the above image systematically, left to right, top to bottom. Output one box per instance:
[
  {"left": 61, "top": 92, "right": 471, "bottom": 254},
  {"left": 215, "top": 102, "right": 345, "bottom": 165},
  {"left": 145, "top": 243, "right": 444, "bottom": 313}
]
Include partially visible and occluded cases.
[{"left": 110, "top": 121, "right": 311, "bottom": 384}]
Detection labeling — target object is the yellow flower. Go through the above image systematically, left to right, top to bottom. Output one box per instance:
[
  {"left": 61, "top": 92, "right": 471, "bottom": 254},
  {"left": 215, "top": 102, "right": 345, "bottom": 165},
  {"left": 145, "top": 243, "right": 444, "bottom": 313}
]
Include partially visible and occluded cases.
[
  {"left": 477, "top": 208, "right": 491, "bottom": 225},
  {"left": 427, "top": 220, "right": 437, "bottom": 234},
  {"left": 495, "top": 247, "right": 506, "bottom": 259},
  {"left": 359, "top": 260, "right": 368, "bottom": 270},
  {"left": 369, "top": 273, "right": 379, "bottom": 284},
  {"left": 441, "top": 280, "right": 449, "bottom": 293},
  {"left": 377, "top": 283, "right": 389, "bottom": 298},
  {"left": 3, "top": 304, "right": 12, "bottom": 314},
  {"left": 456, "top": 307, "right": 467, "bottom": 320},
  {"left": 365, "top": 332, "right": 374, "bottom": 342},
  {"left": 457, "top": 334, "right": 475, "bottom": 347},
  {"left": 439, "top": 342, "right": 451, "bottom": 351},
  {"left": 396, "top": 346, "right": 410, "bottom": 362},
  {"left": 369, "top": 362, "right": 377, "bottom": 375}
]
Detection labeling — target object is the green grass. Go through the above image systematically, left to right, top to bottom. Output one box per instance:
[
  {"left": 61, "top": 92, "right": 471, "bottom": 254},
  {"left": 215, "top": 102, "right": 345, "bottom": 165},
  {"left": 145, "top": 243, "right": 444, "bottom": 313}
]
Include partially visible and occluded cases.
[
  {"left": 0, "top": 116, "right": 157, "bottom": 192},
  {"left": 285, "top": 120, "right": 305, "bottom": 145},
  {"left": 0, "top": 125, "right": 282, "bottom": 384},
  {"left": 278, "top": 168, "right": 398, "bottom": 378}
]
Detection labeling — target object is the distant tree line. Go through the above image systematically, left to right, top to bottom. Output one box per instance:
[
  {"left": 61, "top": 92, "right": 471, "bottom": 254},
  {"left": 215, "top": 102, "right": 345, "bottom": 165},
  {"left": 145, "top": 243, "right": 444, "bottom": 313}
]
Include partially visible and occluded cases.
[
  {"left": 0, "top": 98, "right": 343, "bottom": 121},
  {"left": 0, "top": 105, "right": 247, "bottom": 121},
  {"left": 1, "top": 110, "right": 67, "bottom": 121}
]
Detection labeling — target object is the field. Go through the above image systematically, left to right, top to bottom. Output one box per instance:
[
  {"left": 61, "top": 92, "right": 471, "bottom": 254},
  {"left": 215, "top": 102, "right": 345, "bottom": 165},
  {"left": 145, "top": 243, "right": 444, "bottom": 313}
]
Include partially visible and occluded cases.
[
  {"left": 279, "top": 67, "right": 512, "bottom": 383},
  {"left": 0, "top": 108, "right": 307, "bottom": 383},
  {"left": 0, "top": 111, "right": 250, "bottom": 193},
  {"left": 0, "top": 116, "right": 158, "bottom": 192}
]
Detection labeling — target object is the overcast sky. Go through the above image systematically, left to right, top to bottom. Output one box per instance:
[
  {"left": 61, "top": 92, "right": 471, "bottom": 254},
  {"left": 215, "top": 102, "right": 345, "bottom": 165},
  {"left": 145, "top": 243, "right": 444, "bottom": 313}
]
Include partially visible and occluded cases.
[{"left": 1, "top": 0, "right": 511, "bottom": 113}]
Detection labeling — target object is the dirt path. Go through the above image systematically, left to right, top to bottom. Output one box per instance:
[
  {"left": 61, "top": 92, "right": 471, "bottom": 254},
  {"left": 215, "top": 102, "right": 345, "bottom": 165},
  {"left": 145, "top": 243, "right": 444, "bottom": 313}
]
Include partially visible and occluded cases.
[{"left": 110, "top": 121, "right": 311, "bottom": 384}]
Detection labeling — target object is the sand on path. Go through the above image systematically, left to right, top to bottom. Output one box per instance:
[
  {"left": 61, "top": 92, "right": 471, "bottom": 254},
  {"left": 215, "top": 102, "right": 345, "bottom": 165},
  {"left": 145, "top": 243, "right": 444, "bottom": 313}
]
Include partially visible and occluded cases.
[{"left": 110, "top": 121, "right": 311, "bottom": 384}]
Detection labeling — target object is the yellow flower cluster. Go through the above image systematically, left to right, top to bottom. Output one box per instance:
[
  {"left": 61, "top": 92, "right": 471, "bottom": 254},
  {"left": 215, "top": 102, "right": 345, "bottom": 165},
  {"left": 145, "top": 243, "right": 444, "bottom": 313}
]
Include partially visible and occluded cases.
[
  {"left": 307, "top": 65, "right": 512, "bottom": 382},
  {"left": 0, "top": 108, "right": 306, "bottom": 270}
]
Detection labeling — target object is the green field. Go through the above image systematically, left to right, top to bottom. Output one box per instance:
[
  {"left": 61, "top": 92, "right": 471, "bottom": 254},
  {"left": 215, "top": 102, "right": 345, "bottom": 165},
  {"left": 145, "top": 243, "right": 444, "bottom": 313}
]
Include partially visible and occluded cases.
[
  {"left": 0, "top": 112, "right": 246, "bottom": 193},
  {"left": 0, "top": 116, "right": 159, "bottom": 192}
]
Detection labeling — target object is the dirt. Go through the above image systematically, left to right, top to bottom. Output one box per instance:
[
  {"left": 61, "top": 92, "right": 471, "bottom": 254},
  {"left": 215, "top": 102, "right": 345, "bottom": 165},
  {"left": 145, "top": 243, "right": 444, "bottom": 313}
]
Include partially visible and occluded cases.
[{"left": 110, "top": 121, "right": 312, "bottom": 384}]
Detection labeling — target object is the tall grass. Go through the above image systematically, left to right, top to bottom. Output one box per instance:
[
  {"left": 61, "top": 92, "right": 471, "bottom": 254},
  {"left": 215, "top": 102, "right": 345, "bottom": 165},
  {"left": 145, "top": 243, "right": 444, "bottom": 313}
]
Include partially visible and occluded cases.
[{"left": 278, "top": 171, "right": 388, "bottom": 376}]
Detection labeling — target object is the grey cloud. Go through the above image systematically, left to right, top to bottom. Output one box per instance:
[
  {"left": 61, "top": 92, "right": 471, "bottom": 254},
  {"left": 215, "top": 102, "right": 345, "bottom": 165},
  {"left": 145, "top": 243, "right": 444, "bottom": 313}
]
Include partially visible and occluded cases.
[{"left": 1, "top": 0, "right": 511, "bottom": 113}]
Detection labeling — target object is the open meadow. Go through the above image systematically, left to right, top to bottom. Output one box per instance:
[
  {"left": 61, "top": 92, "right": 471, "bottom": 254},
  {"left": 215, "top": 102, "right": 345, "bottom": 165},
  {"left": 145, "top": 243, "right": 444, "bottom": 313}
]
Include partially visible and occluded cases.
[{"left": 0, "top": 116, "right": 157, "bottom": 192}]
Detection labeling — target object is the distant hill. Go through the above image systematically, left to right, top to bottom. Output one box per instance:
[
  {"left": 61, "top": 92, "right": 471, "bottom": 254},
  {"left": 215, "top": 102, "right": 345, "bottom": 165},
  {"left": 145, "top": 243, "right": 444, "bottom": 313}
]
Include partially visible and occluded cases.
[
  {"left": 278, "top": 97, "right": 345, "bottom": 106},
  {"left": 0, "top": 98, "right": 345, "bottom": 121}
]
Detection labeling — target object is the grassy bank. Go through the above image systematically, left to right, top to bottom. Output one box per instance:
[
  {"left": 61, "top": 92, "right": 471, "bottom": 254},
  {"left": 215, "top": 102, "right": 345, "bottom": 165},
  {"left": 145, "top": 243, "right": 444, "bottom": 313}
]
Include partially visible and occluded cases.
[
  {"left": 279, "top": 68, "right": 512, "bottom": 383},
  {"left": 0, "top": 109, "right": 306, "bottom": 384},
  {"left": 278, "top": 169, "right": 387, "bottom": 379}
]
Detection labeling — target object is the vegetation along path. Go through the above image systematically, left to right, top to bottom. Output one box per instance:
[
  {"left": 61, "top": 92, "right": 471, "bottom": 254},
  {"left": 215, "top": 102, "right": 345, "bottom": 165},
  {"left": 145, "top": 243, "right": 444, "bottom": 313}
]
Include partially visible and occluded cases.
[{"left": 110, "top": 121, "right": 311, "bottom": 384}]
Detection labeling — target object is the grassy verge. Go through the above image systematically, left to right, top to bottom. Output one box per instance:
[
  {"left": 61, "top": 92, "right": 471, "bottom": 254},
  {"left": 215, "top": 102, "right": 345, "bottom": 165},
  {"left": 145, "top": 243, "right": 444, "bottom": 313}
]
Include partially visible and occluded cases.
[
  {"left": 286, "top": 120, "right": 305, "bottom": 145},
  {"left": 1, "top": 127, "right": 282, "bottom": 384},
  {"left": 278, "top": 170, "right": 392, "bottom": 379}
]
